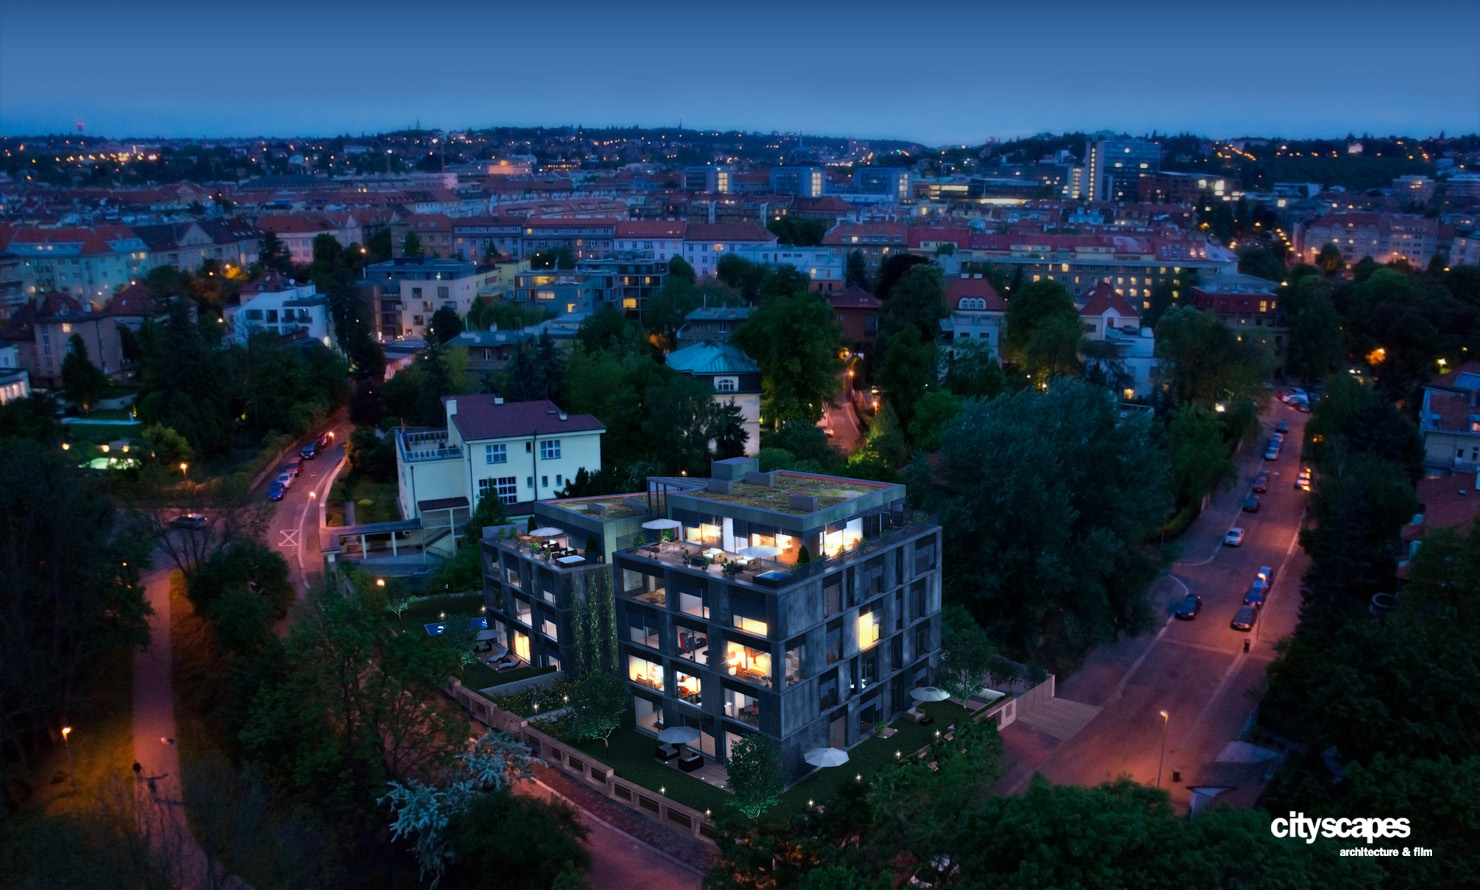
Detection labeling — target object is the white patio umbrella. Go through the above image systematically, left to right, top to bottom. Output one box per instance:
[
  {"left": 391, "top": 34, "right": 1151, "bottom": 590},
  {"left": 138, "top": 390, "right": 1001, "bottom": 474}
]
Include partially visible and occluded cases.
[
  {"left": 642, "top": 518, "right": 682, "bottom": 530},
  {"left": 528, "top": 527, "right": 565, "bottom": 538},
  {"left": 739, "top": 544, "right": 782, "bottom": 559},
  {"left": 910, "top": 686, "right": 952, "bottom": 702},
  {"left": 658, "top": 725, "right": 701, "bottom": 745},
  {"left": 804, "top": 747, "right": 849, "bottom": 768}
]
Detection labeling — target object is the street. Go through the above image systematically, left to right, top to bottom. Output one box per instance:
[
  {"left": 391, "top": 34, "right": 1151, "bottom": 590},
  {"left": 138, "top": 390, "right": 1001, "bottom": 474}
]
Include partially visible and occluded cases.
[{"left": 997, "top": 399, "right": 1310, "bottom": 808}]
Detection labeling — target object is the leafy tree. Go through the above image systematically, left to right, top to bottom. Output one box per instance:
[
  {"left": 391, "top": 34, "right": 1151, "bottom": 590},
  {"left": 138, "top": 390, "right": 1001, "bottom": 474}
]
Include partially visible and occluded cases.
[
  {"left": 767, "top": 218, "right": 826, "bottom": 247},
  {"left": 366, "top": 226, "right": 393, "bottom": 263},
  {"left": 402, "top": 230, "right": 425, "bottom": 257},
  {"left": 257, "top": 231, "right": 292, "bottom": 273},
  {"left": 1317, "top": 242, "right": 1344, "bottom": 276},
  {"left": 1237, "top": 245, "right": 1285, "bottom": 282},
  {"left": 845, "top": 249, "right": 869, "bottom": 290},
  {"left": 873, "top": 253, "right": 930, "bottom": 301},
  {"left": 717, "top": 254, "right": 767, "bottom": 300},
  {"left": 667, "top": 255, "right": 696, "bottom": 287},
  {"left": 878, "top": 264, "right": 946, "bottom": 342},
  {"left": 1281, "top": 272, "right": 1346, "bottom": 381},
  {"left": 1003, "top": 279, "right": 1082, "bottom": 383},
  {"left": 732, "top": 291, "right": 841, "bottom": 429},
  {"left": 1153, "top": 304, "right": 1273, "bottom": 408},
  {"left": 427, "top": 306, "right": 463, "bottom": 345},
  {"left": 876, "top": 325, "right": 936, "bottom": 435},
  {"left": 60, "top": 333, "right": 108, "bottom": 413},
  {"left": 940, "top": 339, "right": 1005, "bottom": 399},
  {"left": 642, "top": 371, "right": 724, "bottom": 475},
  {"left": 911, "top": 379, "right": 1169, "bottom": 672},
  {"left": 0, "top": 392, "right": 63, "bottom": 444},
  {"left": 711, "top": 398, "right": 750, "bottom": 459},
  {"left": 1165, "top": 405, "right": 1235, "bottom": 508},
  {"left": 765, "top": 421, "right": 834, "bottom": 467},
  {"left": 347, "top": 425, "right": 398, "bottom": 482},
  {"left": 0, "top": 440, "right": 150, "bottom": 769},
  {"left": 936, "top": 604, "right": 1017, "bottom": 700},
  {"left": 568, "top": 670, "right": 628, "bottom": 755},
  {"left": 727, "top": 734, "right": 787, "bottom": 820},
  {"left": 443, "top": 791, "right": 590, "bottom": 890}
]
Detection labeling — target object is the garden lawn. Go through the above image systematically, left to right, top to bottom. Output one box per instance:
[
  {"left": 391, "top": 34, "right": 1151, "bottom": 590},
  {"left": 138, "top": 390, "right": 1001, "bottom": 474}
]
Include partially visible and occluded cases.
[
  {"left": 327, "top": 475, "right": 400, "bottom": 526},
  {"left": 388, "top": 593, "right": 486, "bottom": 636},
  {"left": 773, "top": 699, "right": 972, "bottom": 818},
  {"left": 570, "top": 712, "right": 734, "bottom": 816}
]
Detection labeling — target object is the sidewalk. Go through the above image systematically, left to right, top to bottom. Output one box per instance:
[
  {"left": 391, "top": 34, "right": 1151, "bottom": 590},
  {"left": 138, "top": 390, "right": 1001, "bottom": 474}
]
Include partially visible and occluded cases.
[{"left": 133, "top": 563, "right": 251, "bottom": 890}]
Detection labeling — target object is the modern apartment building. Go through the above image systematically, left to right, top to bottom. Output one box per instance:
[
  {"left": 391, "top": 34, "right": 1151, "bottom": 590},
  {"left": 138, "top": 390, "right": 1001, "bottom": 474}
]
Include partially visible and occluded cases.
[
  {"left": 361, "top": 256, "right": 501, "bottom": 340},
  {"left": 476, "top": 458, "right": 944, "bottom": 778}
]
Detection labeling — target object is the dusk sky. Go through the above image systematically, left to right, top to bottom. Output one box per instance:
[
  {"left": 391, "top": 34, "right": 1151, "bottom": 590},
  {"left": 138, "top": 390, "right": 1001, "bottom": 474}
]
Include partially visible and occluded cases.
[{"left": 2, "top": 0, "right": 1477, "bottom": 144}]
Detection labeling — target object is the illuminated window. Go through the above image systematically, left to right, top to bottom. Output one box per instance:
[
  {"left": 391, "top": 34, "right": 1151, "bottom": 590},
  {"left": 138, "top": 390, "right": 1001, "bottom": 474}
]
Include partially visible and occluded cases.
[
  {"left": 857, "top": 605, "right": 881, "bottom": 649},
  {"left": 725, "top": 641, "right": 772, "bottom": 687},
  {"left": 628, "top": 654, "right": 664, "bottom": 691},
  {"left": 676, "top": 671, "right": 702, "bottom": 706}
]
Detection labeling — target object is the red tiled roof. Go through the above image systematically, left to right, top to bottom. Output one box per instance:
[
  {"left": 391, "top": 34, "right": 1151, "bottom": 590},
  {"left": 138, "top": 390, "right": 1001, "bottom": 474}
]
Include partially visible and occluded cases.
[
  {"left": 616, "top": 220, "right": 687, "bottom": 239},
  {"left": 685, "top": 222, "right": 775, "bottom": 243},
  {"left": 907, "top": 226, "right": 971, "bottom": 250},
  {"left": 945, "top": 275, "right": 1007, "bottom": 312},
  {"left": 1079, "top": 281, "right": 1140, "bottom": 320},
  {"left": 106, "top": 282, "right": 156, "bottom": 317},
  {"left": 829, "top": 286, "right": 882, "bottom": 310},
  {"left": 447, "top": 396, "right": 604, "bottom": 441},
  {"left": 1403, "top": 474, "right": 1480, "bottom": 544}
]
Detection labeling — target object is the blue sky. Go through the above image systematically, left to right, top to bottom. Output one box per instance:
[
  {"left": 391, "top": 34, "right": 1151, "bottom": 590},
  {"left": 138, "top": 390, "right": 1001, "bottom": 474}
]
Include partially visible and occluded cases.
[{"left": 2, "top": 0, "right": 1477, "bottom": 144}]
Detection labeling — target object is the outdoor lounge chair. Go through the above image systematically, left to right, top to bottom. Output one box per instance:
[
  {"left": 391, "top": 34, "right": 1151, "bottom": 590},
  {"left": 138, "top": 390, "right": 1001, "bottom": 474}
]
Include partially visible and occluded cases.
[
  {"left": 655, "top": 743, "right": 680, "bottom": 762},
  {"left": 678, "top": 751, "right": 703, "bottom": 772}
]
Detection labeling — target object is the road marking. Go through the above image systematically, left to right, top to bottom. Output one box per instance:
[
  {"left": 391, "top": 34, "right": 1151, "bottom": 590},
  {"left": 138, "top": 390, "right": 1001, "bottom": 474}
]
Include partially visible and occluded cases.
[{"left": 278, "top": 529, "right": 299, "bottom": 548}]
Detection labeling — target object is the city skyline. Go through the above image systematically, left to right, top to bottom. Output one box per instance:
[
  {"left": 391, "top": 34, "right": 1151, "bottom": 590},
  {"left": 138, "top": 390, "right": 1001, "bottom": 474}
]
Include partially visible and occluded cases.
[{"left": 2, "top": 0, "right": 1478, "bottom": 145}]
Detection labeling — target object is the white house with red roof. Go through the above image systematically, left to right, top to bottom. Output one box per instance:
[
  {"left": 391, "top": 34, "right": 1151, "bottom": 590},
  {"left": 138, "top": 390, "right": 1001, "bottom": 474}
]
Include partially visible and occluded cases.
[
  {"left": 6, "top": 224, "right": 148, "bottom": 301},
  {"left": 225, "top": 272, "right": 331, "bottom": 347},
  {"left": 941, "top": 273, "right": 1007, "bottom": 359},
  {"left": 1078, "top": 280, "right": 1142, "bottom": 340},
  {"left": 395, "top": 396, "right": 605, "bottom": 528}
]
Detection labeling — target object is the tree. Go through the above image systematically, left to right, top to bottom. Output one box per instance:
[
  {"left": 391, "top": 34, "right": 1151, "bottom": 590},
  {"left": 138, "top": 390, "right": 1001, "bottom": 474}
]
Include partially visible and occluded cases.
[
  {"left": 402, "top": 230, "right": 425, "bottom": 257},
  {"left": 258, "top": 231, "right": 292, "bottom": 273},
  {"left": 845, "top": 249, "right": 870, "bottom": 290},
  {"left": 873, "top": 253, "right": 930, "bottom": 302},
  {"left": 667, "top": 255, "right": 696, "bottom": 287},
  {"left": 878, "top": 264, "right": 946, "bottom": 342},
  {"left": 1281, "top": 273, "right": 1346, "bottom": 381},
  {"left": 1003, "top": 279, "right": 1082, "bottom": 382},
  {"left": 732, "top": 291, "right": 841, "bottom": 429},
  {"left": 1153, "top": 304, "right": 1274, "bottom": 408},
  {"left": 427, "top": 306, "right": 463, "bottom": 345},
  {"left": 876, "top": 325, "right": 937, "bottom": 436},
  {"left": 60, "top": 333, "right": 108, "bottom": 413},
  {"left": 940, "top": 339, "right": 1005, "bottom": 399},
  {"left": 910, "top": 379, "right": 1169, "bottom": 672},
  {"left": 711, "top": 398, "right": 750, "bottom": 459},
  {"left": 1165, "top": 405, "right": 1236, "bottom": 508},
  {"left": 0, "top": 439, "right": 150, "bottom": 770},
  {"left": 937, "top": 604, "right": 1017, "bottom": 700},
  {"left": 568, "top": 670, "right": 628, "bottom": 755},
  {"left": 727, "top": 734, "right": 787, "bottom": 820},
  {"left": 443, "top": 791, "right": 590, "bottom": 890}
]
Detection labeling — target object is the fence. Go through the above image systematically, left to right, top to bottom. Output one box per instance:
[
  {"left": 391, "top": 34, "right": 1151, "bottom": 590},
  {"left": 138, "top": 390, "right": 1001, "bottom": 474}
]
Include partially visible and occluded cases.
[{"left": 446, "top": 678, "right": 720, "bottom": 844}]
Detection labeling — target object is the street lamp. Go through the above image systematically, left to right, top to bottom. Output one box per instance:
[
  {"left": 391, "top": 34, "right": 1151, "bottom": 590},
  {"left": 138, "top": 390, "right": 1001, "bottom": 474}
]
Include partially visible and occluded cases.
[
  {"left": 179, "top": 462, "right": 188, "bottom": 480},
  {"left": 1156, "top": 710, "right": 1170, "bottom": 789},
  {"left": 61, "top": 726, "right": 76, "bottom": 793}
]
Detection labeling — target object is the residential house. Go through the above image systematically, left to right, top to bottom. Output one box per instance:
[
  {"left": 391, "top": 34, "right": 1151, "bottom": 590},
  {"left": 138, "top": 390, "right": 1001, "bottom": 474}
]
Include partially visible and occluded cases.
[
  {"left": 391, "top": 214, "right": 456, "bottom": 259},
  {"left": 615, "top": 220, "right": 687, "bottom": 264},
  {"left": 132, "top": 222, "right": 217, "bottom": 272},
  {"left": 822, "top": 222, "right": 909, "bottom": 278},
  {"left": 734, "top": 244, "right": 843, "bottom": 293},
  {"left": 361, "top": 256, "right": 502, "bottom": 340},
  {"left": 226, "top": 272, "right": 331, "bottom": 346},
  {"left": 939, "top": 274, "right": 1006, "bottom": 359},
  {"left": 0, "top": 286, "right": 148, "bottom": 387},
  {"left": 830, "top": 286, "right": 883, "bottom": 350},
  {"left": 676, "top": 305, "right": 750, "bottom": 345},
  {"left": 446, "top": 329, "right": 534, "bottom": 375},
  {"left": 665, "top": 341, "right": 762, "bottom": 457},
  {"left": 0, "top": 343, "right": 30, "bottom": 405},
  {"left": 1418, "top": 362, "right": 1480, "bottom": 472},
  {"left": 395, "top": 396, "right": 604, "bottom": 532}
]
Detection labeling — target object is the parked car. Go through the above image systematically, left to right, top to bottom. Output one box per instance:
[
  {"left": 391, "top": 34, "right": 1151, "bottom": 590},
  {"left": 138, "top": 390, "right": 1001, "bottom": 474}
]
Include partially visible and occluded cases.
[
  {"left": 1275, "top": 420, "right": 1288, "bottom": 434},
  {"left": 317, "top": 431, "right": 334, "bottom": 449},
  {"left": 1271, "top": 432, "right": 1284, "bottom": 446},
  {"left": 300, "top": 441, "right": 318, "bottom": 460},
  {"left": 1264, "top": 444, "right": 1280, "bottom": 460},
  {"left": 284, "top": 457, "right": 302, "bottom": 477},
  {"left": 1296, "top": 468, "right": 1312, "bottom": 491},
  {"left": 276, "top": 471, "right": 294, "bottom": 490},
  {"left": 1253, "top": 471, "right": 1269, "bottom": 493},
  {"left": 268, "top": 482, "right": 286, "bottom": 501},
  {"left": 1242, "top": 495, "right": 1261, "bottom": 512},
  {"left": 169, "top": 512, "right": 208, "bottom": 530},
  {"left": 1224, "top": 527, "right": 1245, "bottom": 547},
  {"left": 1256, "top": 565, "right": 1274, "bottom": 589},
  {"left": 1243, "top": 584, "right": 1266, "bottom": 609},
  {"left": 1174, "top": 594, "right": 1203, "bottom": 620},
  {"left": 1230, "top": 605, "right": 1258, "bottom": 632}
]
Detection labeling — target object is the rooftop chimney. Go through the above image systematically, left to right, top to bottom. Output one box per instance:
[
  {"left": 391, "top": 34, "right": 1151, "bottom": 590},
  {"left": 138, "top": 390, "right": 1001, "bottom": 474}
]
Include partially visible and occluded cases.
[{"left": 445, "top": 399, "right": 457, "bottom": 418}]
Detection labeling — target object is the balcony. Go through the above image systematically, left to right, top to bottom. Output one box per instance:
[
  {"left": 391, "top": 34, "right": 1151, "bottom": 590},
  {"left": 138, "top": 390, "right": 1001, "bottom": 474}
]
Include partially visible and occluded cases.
[
  {"left": 397, "top": 428, "right": 461, "bottom": 463},
  {"left": 490, "top": 533, "right": 594, "bottom": 571}
]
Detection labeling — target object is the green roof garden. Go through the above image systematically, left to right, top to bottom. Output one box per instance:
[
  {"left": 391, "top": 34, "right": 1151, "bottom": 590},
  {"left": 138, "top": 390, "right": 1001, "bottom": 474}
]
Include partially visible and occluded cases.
[
  {"left": 682, "top": 471, "right": 896, "bottom": 515},
  {"left": 545, "top": 493, "right": 650, "bottom": 522}
]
